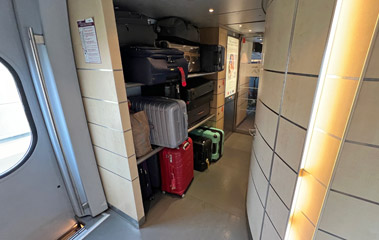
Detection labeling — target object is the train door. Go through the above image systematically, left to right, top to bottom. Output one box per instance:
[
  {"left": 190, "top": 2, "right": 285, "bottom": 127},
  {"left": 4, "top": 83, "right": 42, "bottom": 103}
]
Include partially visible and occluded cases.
[{"left": 0, "top": 0, "right": 76, "bottom": 239}]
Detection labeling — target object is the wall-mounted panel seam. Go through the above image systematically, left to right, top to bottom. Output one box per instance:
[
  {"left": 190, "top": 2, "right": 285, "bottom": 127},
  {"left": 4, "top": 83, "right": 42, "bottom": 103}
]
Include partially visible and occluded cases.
[
  {"left": 259, "top": 0, "right": 300, "bottom": 238},
  {"left": 77, "top": 68, "right": 123, "bottom": 71},
  {"left": 264, "top": 68, "right": 319, "bottom": 78},
  {"left": 326, "top": 74, "right": 359, "bottom": 81},
  {"left": 364, "top": 77, "right": 379, "bottom": 82},
  {"left": 83, "top": 96, "right": 128, "bottom": 104},
  {"left": 259, "top": 99, "right": 279, "bottom": 115},
  {"left": 280, "top": 115, "right": 307, "bottom": 131},
  {"left": 88, "top": 121, "right": 131, "bottom": 133},
  {"left": 255, "top": 125, "right": 275, "bottom": 151},
  {"left": 315, "top": 127, "right": 342, "bottom": 140},
  {"left": 345, "top": 139, "right": 379, "bottom": 149},
  {"left": 93, "top": 144, "right": 131, "bottom": 158},
  {"left": 253, "top": 150, "right": 269, "bottom": 180},
  {"left": 274, "top": 153, "right": 297, "bottom": 174},
  {"left": 98, "top": 165, "right": 132, "bottom": 182},
  {"left": 250, "top": 170, "right": 266, "bottom": 208},
  {"left": 269, "top": 183, "right": 290, "bottom": 210},
  {"left": 330, "top": 189, "right": 379, "bottom": 206},
  {"left": 300, "top": 209, "right": 316, "bottom": 227},
  {"left": 264, "top": 212, "right": 284, "bottom": 240},
  {"left": 318, "top": 229, "right": 346, "bottom": 240}
]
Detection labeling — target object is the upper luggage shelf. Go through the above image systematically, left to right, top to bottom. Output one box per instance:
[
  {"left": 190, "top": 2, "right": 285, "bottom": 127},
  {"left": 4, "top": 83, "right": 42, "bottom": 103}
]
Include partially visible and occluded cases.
[{"left": 125, "top": 72, "right": 216, "bottom": 88}]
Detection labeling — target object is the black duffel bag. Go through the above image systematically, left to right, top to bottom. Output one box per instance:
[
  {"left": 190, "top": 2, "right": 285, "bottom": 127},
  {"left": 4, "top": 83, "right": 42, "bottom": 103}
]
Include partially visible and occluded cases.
[
  {"left": 156, "top": 17, "right": 200, "bottom": 45},
  {"left": 121, "top": 47, "right": 188, "bottom": 86}
]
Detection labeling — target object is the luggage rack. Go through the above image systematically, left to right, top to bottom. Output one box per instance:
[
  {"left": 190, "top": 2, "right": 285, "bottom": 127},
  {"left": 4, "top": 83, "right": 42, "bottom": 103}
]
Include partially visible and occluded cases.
[
  {"left": 125, "top": 72, "right": 217, "bottom": 89},
  {"left": 136, "top": 113, "right": 215, "bottom": 164}
]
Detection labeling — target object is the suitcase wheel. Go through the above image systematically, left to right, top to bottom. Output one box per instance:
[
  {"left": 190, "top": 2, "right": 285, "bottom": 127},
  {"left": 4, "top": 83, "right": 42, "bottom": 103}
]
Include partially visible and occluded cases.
[
  {"left": 162, "top": 191, "right": 166, "bottom": 194},
  {"left": 181, "top": 194, "right": 185, "bottom": 198}
]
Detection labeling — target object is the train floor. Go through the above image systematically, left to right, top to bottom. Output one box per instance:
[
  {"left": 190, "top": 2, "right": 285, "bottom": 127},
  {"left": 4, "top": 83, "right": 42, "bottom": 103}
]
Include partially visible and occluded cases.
[{"left": 85, "top": 132, "right": 253, "bottom": 240}]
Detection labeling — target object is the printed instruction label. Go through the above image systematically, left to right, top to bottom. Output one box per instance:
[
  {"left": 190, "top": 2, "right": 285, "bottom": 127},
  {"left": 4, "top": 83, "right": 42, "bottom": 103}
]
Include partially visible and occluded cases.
[
  {"left": 77, "top": 18, "right": 101, "bottom": 64},
  {"left": 225, "top": 36, "right": 240, "bottom": 98}
]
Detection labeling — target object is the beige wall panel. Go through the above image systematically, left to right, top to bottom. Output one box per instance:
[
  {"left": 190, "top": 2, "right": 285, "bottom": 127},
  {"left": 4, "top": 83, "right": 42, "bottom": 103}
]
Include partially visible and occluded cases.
[
  {"left": 68, "top": 0, "right": 122, "bottom": 70},
  {"left": 263, "top": 0, "right": 297, "bottom": 71},
  {"left": 288, "top": 0, "right": 336, "bottom": 75},
  {"left": 327, "top": 1, "right": 379, "bottom": 78},
  {"left": 200, "top": 28, "right": 219, "bottom": 44},
  {"left": 365, "top": 34, "right": 379, "bottom": 78},
  {"left": 78, "top": 70, "right": 126, "bottom": 102},
  {"left": 258, "top": 71, "right": 284, "bottom": 113},
  {"left": 281, "top": 74, "right": 317, "bottom": 128},
  {"left": 315, "top": 77, "right": 358, "bottom": 138},
  {"left": 213, "top": 78, "right": 225, "bottom": 95},
  {"left": 347, "top": 81, "right": 379, "bottom": 145},
  {"left": 237, "top": 91, "right": 248, "bottom": 106},
  {"left": 210, "top": 93, "right": 225, "bottom": 108},
  {"left": 83, "top": 99, "right": 130, "bottom": 131},
  {"left": 255, "top": 101, "right": 278, "bottom": 148},
  {"left": 210, "top": 105, "right": 224, "bottom": 121},
  {"left": 236, "top": 109, "right": 247, "bottom": 126},
  {"left": 215, "top": 117, "right": 224, "bottom": 130},
  {"left": 276, "top": 117, "right": 306, "bottom": 171},
  {"left": 88, "top": 124, "right": 135, "bottom": 157},
  {"left": 305, "top": 130, "right": 340, "bottom": 185},
  {"left": 253, "top": 131, "right": 273, "bottom": 178},
  {"left": 332, "top": 142, "right": 379, "bottom": 203},
  {"left": 94, "top": 146, "right": 137, "bottom": 181},
  {"left": 250, "top": 154, "right": 269, "bottom": 204},
  {"left": 270, "top": 156, "right": 297, "bottom": 207},
  {"left": 98, "top": 168, "right": 139, "bottom": 220},
  {"left": 296, "top": 171, "right": 326, "bottom": 225},
  {"left": 246, "top": 178, "right": 265, "bottom": 240},
  {"left": 265, "top": 187, "right": 289, "bottom": 239},
  {"left": 319, "top": 191, "right": 379, "bottom": 239},
  {"left": 288, "top": 211, "right": 315, "bottom": 240},
  {"left": 261, "top": 215, "right": 281, "bottom": 240}
]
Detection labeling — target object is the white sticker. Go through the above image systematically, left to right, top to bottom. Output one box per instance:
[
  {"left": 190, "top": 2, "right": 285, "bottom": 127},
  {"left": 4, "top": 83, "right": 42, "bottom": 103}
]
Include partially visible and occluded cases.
[{"left": 77, "top": 18, "right": 101, "bottom": 64}]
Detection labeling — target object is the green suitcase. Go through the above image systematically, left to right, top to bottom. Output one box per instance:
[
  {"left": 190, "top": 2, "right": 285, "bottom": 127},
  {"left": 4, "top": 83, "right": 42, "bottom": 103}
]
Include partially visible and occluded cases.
[
  {"left": 200, "top": 126, "right": 224, "bottom": 157},
  {"left": 190, "top": 127, "right": 223, "bottom": 161}
]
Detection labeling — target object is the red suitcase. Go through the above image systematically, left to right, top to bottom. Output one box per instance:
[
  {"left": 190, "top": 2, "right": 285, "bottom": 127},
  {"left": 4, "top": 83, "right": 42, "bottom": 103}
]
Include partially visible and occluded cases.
[{"left": 159, "top": 138, "right": 194, "bottom": 197}]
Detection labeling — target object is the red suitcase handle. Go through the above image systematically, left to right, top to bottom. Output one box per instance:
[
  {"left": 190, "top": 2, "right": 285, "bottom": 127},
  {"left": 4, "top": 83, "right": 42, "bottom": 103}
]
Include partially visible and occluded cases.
[{"left": 178, "top": 67, "right": 187, "bottom": 87}]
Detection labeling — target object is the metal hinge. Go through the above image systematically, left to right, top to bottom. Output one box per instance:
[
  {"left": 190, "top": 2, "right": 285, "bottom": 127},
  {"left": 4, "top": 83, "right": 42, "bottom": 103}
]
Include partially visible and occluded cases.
[{"left": 33, "top": 34, "right": 45, "bottom": 45}]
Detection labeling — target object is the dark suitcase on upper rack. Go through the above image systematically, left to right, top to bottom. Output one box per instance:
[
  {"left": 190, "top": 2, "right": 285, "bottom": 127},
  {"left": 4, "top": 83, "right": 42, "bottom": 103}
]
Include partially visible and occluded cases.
[
  {"left": 115, "top": 11, "right": 157, "bottom": 47},
  {"left": 156, "top": 17, "right": 200, "bottom": 45},
  {"left": 157, "top": 40, "right": 200, "bottom": 73},
  {"left": 200, "top": 45, "right": 225, "bottom": 72},
  {"left": 121, "top": 47, "right": 188, "bottom": 86},
  {"left": 182, "top": 78, "right": 214, "bottom": 101},
  {"left": 187, "top": 92, "right": 213, "bottom": 110},
  {"left": 129, "top": 96, "right": 188, "bottom": 148},
  {"left": 188, "top": 103, "right": 210, "bottom": 126},
  {"left": 190, "top": 135, "right": 212, "bottom": 172},
  {"left": 160, "top": 138, "right": 194, "bottom": 197},
  {"left": 146, "top": 154, "right": 161, "bottom": 189},
  {"left": 138, "top": 161, "right": 153, "bottom": 201}
]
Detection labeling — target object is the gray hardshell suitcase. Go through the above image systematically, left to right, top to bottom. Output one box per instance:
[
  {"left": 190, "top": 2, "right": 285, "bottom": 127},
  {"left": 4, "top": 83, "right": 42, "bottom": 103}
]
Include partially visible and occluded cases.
[{"left": 129, "top": 96, "right": 188, "bottom": 148}]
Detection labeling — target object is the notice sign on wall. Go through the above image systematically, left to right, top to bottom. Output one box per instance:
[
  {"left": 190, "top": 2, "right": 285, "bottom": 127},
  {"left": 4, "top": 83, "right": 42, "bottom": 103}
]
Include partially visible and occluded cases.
[
  {"left": 77, "top": 18, "right": 101, "bottom": 64},
  {"left": 225, "top": 36, "right": 240, "bottom": 98}
]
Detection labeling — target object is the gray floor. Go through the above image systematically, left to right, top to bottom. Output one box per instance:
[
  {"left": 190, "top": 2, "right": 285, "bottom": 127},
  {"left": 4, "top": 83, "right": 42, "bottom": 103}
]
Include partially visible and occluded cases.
[{"left": 85, "top": 133, "right": 253, "bottom": 240}]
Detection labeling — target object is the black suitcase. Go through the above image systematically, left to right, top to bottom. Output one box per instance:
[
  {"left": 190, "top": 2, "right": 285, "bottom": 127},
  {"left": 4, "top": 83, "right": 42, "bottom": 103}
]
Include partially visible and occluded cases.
[
  {"left": 115, "top": 11, "right": 157, "bottom": 47},
  {"left": 156, "top": 17, "right": 200, "bottom": 45},
  {"left": 200, "top": 45, "right": 225, "bottom": 72},
  {"left": 121, "top": 47, "right": 188, "bottom": 85},
  {"left": 182, "top": 78, "right": 214, "bottom": 101},
  {"left": 187, "top": 92, "right": 213, "bottom": 111},
  {"left": 188, "top": 103, "right": 210, "bottom": 126},
  {"left": 190, "top": 135, "right": 212, "bottom": 172},
  {"left": 146, "top": 155, "right": 161, "bottom": 189},
  {"left": 138, "top": 161, "right": 153, "bottom": 201}
]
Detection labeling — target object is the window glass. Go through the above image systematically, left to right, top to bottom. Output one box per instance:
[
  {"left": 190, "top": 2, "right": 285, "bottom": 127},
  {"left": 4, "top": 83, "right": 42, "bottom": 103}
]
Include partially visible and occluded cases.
[{"left": 0, "top": 61, "right": 32, "bottom": 176}]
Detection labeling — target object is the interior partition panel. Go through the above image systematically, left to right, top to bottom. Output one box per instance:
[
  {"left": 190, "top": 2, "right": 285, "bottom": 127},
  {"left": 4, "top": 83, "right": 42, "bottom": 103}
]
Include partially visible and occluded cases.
[{"left": 67, "top": 0, "right": 144, "bottom": 226}]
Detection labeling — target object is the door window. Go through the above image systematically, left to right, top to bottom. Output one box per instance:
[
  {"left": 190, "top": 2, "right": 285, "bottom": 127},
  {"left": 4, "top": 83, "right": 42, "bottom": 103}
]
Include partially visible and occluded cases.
[{"left": 0, "top": 60, "right": 33, "bottom": 177}]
